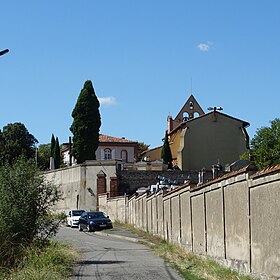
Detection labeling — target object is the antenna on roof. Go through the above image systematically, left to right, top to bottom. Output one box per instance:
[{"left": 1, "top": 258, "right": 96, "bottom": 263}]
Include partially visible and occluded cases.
[
  {"left": 190, "top": 77, "right": 193, "bottom": 94},
  {"left": 207, "top": 106, "right": 223, "bottom": 112}
]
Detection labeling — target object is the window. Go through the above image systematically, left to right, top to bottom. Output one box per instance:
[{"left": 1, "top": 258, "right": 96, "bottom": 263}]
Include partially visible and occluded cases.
[
  {"left": 189, "top": 101, "right": 194, "bottom": 110},
  {"left": 183, "top": 112, "right": 189, "bottom": 122},
  {"left": 104, "top": 148, "right": 112, "bottom": 160},
  {"left": 121, "top": 150, "right": 128, "bottom": 162}
]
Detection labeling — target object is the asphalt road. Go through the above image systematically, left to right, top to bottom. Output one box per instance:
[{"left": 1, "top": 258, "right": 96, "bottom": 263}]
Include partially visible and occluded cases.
[{"left": 56, "top": 226, "right": 183, "bottom": 280}]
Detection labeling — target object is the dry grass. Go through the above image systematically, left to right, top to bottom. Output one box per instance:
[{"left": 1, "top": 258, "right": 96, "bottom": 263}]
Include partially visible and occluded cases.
[
  {"left": 115, "top": 222, "right": 258, "bottom": 280},
  {"left": 0, "top": 241, "right": 79, "bottom": 280}
]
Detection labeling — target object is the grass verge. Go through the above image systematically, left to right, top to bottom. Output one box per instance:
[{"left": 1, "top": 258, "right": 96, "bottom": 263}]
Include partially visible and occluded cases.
[
  {"left": 115, "top": 222, "right": 257, "bottom": 280},
  {"left": 0, "top": 241, "right": 78, "bottom": 280}
]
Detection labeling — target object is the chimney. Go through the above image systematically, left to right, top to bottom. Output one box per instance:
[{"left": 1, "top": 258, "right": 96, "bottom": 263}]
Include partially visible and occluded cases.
[
  {"left": 167, "top": 115, "right": 173, "bottom": 133},
  {"left": 212, "top": 163, "right": 223, "bottom": 179},
  {"left": 198, "top": 168, "right": 206, "bottom": 185}
]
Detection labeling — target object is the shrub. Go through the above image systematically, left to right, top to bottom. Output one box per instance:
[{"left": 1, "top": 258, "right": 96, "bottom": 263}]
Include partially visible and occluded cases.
[{"left": 0, "top": 158, "right": 62, "bottom": 267}]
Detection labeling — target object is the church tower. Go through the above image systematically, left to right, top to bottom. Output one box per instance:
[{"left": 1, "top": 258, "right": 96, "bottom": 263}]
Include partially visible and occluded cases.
[{"left": 167, "top": 95, "right": 205, "bottom": 133}]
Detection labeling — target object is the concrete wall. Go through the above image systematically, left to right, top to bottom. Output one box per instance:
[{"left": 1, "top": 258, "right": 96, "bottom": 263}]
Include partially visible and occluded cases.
[
  {"left": 45, "top": 160, "right": 118, "bottom": 213},
  {"left": 99, "top": 165, "right": 280, "bottom": 279},
  {"left": 250, "top": 172, "right": 280, "bottom": 279},
  {"left": 223, "top": 175, "right": 250, "bottom": 272},
  {"left": 205, "top": 187, "right": 224, "bottom": 259},
  {"left": 180, "top": 189, "right": 192, "bottom": 250},
  {"left": 191, "top": 193, "right": 206, "bottom": 255},
  {"left": 99, "top": 194, "right": 127, "bottom": 223},
  {"left": 170, "top": 194, "right": 180, "bottom": 244}
]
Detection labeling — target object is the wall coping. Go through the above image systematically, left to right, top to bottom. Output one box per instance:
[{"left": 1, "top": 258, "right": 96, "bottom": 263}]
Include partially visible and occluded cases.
[
  {"left": 44, "top": 160, "right": 119, "bottom": 174},
  {"left": 190, "top": 164, "right": 258, "bottom": 192},
  {"left": 250, "top": 164, "right": 280, "bottom": 179},
  {"left": 163, "top": 182, "right": 193, "bottom": 198}
]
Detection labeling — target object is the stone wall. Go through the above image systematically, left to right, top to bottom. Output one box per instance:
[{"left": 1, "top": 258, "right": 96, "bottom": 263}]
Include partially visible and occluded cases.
[{"left": 117, "top": 169, "right": 212, "bottom": 195}]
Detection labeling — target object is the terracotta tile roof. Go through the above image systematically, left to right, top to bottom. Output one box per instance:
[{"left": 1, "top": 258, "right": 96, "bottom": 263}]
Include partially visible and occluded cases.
[
  {"left": 99, "top": 134, "right": 137, "bottom": 144},
  {"left": 142, "top": 145, "right": 162, "bottom": 154},
  {"left": 250, "top": 164, "right": 280, "bottom": 179}
]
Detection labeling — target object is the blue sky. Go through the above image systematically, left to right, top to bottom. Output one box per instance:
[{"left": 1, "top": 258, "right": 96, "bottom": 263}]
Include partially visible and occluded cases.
[{"left": 1, "top": 1, "right": 280, "bottom": 148}]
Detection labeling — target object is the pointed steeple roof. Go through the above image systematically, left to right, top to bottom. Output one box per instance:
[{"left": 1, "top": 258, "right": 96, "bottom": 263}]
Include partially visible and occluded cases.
[{"left": 174, "top": 94, "right": 205, "bottom": 123}]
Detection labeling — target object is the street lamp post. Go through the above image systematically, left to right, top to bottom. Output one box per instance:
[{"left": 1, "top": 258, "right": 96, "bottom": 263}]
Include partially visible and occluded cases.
[{"left": 0, "top": 49, "right": 9, "bottom": 56}]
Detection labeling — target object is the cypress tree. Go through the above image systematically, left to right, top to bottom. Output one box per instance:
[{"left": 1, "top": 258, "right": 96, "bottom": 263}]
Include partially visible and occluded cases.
[
  {"left": 70, "top": 80, "right": 101, "bottom": 164},
  {"left": 161, "top": 131, "right": 173, "bottom": 169},
  {"left": 50, "top": 134, "right": 55, "bottom": 159},
  {"left": 54, "top": 137, "right": 61, "bottom": 169}
]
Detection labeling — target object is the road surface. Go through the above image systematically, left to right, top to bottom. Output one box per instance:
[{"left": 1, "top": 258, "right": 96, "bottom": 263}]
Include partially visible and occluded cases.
[{"left": 56, "top": 226, "right": 183, "bottom": 280}]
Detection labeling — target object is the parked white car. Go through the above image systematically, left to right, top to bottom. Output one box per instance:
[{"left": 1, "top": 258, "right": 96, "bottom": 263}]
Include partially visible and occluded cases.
[{"left": 67, "top": 209, "right": 85, "bottom": 227}]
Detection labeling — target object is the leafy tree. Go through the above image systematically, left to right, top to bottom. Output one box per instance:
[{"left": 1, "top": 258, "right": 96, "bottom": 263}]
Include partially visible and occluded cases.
[
  {"left": 70, "top": 80, "right": 101, "bottom": 164},
  {"left": 249, "top": 118, "right": 280, "bottom": 169},
  {"left": 0, "top": 122, "right": 38, "bottom": 165},
  {"left": 161, "top": 131, "right": 173, "bottom": 169},
  {"left": 54, "top": 137, "right": 61, "bottom": 169},
  {"left": 137, "top": 142, "right": 150, "bottom": 161},
  {"left": 37, "top": 143, "right": 51, "bottom": 170},
  {"left": 0, "top": 158, "right": 62, "bottom": 267}
]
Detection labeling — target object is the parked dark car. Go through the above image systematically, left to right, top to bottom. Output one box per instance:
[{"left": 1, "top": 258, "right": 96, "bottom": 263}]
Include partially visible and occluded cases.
[{"left": 78, "top": 211, "right": 113, "bottom": 232}]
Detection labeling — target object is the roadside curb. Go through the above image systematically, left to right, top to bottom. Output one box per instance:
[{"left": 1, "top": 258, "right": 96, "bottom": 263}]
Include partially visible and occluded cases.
[
  {"left": 93, "top": 230, "right": 154, "bottom": 246},
  {"left": 94, "top": 230, "right": 140, "bottom": 243}
]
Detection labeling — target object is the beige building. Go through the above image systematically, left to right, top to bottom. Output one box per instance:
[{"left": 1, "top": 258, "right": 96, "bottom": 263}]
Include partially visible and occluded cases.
[
  {"left": 143, "top": 95, "right": 250, "bottom": 171},
  {"left": 176, "top": 110, "right": 249, "bottom": 170},
  {"left": 62, "top": 134, "right": 138, "bottom": 166},
  {"left": 96, "top": 134, "right": 138, "bottom": 163}
]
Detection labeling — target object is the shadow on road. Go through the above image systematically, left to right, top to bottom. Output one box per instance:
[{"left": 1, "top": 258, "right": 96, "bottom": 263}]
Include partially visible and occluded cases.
[{"left": 76, "top": 260, "right": 126, "bottom": 265}]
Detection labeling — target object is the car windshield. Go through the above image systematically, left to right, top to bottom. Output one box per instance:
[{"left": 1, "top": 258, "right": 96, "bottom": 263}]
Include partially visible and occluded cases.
[
  {"left": 72, "top": 210, "right": 85, "bottom": 216},
  {"left": 88, "top": 212, "right": 106, "bottom": 219}
]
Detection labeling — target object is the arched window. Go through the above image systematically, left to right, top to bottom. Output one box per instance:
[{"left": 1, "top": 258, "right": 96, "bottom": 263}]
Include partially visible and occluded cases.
[
  {"left": 189, "top": 101, "right": 194, "bottom": 110},
  {"left": 183, "top": 112, "right": 189, "bottom": 122},
  {"left": 104, "top": 148, "right": 112, "bottom": 160},
  {"left": 121, "top": 150, "right": 128, "bottom": 162}
]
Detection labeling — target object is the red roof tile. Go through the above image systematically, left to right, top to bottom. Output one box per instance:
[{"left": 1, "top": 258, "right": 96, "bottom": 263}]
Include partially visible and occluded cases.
[
  {"left": 99, "top": 134, "right": 137, "bottom": 144},
  {"left": 250, "top": 164, "right": 280, "bottom": 179}
]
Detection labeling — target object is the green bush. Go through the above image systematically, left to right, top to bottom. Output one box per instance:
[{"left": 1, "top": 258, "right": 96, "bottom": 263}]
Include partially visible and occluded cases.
[{"left": 0, "top": 158, "right": 62, "bottom": 267}]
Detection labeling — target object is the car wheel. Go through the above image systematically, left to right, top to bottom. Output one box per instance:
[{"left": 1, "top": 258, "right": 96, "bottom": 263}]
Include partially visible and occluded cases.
[
  {"left": 78, "top": 224, "right": 83, "bottom": 232},
  {"left": 87, "top": 224, "right": 93, "bottom": 232}
]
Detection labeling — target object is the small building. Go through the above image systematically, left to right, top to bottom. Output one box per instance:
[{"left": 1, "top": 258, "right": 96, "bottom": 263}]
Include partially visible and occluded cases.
[
  {"left": 142, "top": 95, "right": 250, "bottom": 171},
  {"left": 62, "top": 134, "right": 138, "bottom": 166}
]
